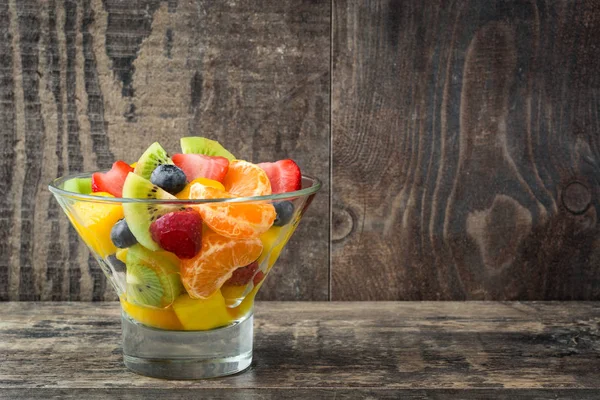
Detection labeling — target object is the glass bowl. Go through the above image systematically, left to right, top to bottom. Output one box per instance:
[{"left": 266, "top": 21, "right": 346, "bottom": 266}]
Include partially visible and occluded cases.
[{"left": 49, "top": 173, "right": 321, "bottom": 379}]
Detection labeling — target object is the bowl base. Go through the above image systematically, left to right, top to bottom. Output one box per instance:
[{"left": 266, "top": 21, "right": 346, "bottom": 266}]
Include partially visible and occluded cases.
[
  {"left": 121, "top": 311, "right": 253, "bottom": 379},
  {"left": 123, "top": 352, "right": 252, "bottom": 380}
]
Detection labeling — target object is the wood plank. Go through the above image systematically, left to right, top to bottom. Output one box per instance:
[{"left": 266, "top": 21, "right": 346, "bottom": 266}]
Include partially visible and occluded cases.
[
  {"left": 0, "top": 0, "right": 330, "bottom": 301},
  {"left": 0, "top": 0, "right": 17, "bottom": 301},
  {"left": 332, "top": 0, "right": 600, "bottom": 300},
  {"left": 1, "top": 302, "right": 599, "bottom": 393},
  {"left": 3, "top": 388, "right": 600, "bottom": 400}
]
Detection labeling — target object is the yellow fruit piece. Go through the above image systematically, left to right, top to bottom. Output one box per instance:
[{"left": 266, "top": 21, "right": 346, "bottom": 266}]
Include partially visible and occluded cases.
[
  {"left": 130, "top": 162, "right": 137, "bottom": 168},
  {"left": 176, "top": 178, "right": 225, "bottom": 199},
  {"left": 71, "top": 192, "right": 123, "bottom": 257},
  {"left": 258, "top": 225, "right": 295, "bottom": 270},
  {"left": 116, "top": 248, "right": 128, "bottom": 264},
  {"left": 228, "top": 282, "right": 261, "bottom": 320},
  {"left": 221, "top": 284, "right": 247, "bottom": 304},
  {"left": 172, "top": 291, "right": 233, "bottom": 331},
  {"left": 121, "top": 298, "right": 183, "bottom": 330}
]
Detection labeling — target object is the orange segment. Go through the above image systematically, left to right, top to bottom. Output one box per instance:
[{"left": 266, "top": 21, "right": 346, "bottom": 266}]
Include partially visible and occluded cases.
[
  {"left": 222, "top": 160, "right": 272, "bottom": 197},
  {"left": 176, "top": 178, "right": 225, "bottom": 199},
  {"left": 190, "top": 184, "right": 276, "bottom": 239},
  {"left": 180, "top": 230, "right": 263, "bottom": 299}
]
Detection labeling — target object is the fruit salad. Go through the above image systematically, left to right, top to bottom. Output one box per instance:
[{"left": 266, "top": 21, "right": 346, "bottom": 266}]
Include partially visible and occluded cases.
[{"left": 63, "top": 137, "right": 304, "bottom": 331}]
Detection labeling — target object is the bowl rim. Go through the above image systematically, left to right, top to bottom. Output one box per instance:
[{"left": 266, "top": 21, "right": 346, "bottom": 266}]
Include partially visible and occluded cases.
[{"left": 49, "top": 171, "right": 322, "bottom": 204}]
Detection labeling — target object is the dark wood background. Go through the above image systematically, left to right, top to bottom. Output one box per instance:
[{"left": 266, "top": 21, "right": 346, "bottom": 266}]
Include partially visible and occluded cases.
[{"left": 0, "top": 0, "right": 599, "bottom": 301}]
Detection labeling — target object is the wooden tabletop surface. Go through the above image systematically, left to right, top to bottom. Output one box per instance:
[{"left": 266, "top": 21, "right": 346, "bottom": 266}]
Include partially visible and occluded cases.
[{"left": 1, "top": 302, "right": 600, "bottom": 399}]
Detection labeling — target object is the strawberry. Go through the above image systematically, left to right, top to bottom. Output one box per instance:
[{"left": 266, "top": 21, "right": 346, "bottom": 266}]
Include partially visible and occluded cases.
[
  {"left": 172, "top": 153, "right": 229, "bottom": 182},
  {"left": 257, "top": 159, "right": 301, "bottom": 194},
  {"left": 92, "top": 161, "right": 134, "bottom": 197},
  {"left": 150, "top": 209, "right": 203, "bottom": 259},
  {"left": 226, "top": 261, "right": 259, "bottom": 286}
]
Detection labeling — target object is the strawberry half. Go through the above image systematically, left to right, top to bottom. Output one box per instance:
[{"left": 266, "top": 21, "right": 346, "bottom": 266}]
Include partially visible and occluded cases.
[
  {"left": 172, "top": 153, "right": 229, "bottom": 182},
  {"left": 257, "top": 159, "right": 302, "bottom": 194},
  {"left": 91, "top": 161, "right": 134, "bottom": 197},
  {"left": 150, "top": 209, "right": 203, "bottom": 259},
  {"left": 226, "top": 261, "right": 259, "bottom": 286}
]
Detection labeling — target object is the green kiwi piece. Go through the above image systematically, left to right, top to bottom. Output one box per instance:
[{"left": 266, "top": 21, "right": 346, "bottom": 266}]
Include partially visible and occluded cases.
[
  {"left": 180, "top": 136, "right": 236, "bottom": 161},
  {"left": 134, "top": 142, "right": 174, "bottom": 179},
  {"left": 122, "top": 172, "right": 179, "bottom": 251},
  {"left": 63, "top": 177, "right": 92, "bottom": 194},
  {"left": 127, "top": 243, "right": 181, "bottom": 273},
  {"left": 125, "top": 244, "right": 183, "bottom": 307},
  {"left": 126, "top": 262, "right": 163, "bottom": 306}
]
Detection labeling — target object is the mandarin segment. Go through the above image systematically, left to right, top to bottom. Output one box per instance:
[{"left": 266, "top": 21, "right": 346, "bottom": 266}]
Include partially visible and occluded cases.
[
  {"left": 223, "top": 160, "right": 272, "bottom": 197},
  {"left": 176, "top": 177, "right": 225, "bottom": 199},
  {"left": 190, "top": 184, "right": 276, "bottom": 239},
  {"left": 180, "top": 230, "right": 263, "bottom": 299}
]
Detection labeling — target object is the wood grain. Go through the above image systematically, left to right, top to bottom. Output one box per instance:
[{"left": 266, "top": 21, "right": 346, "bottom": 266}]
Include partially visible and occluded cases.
[
  {"left": 0, "top": 0, "right": 330, "bottom": 301},
  {"left": 332, "top": 0, "right": 600, "bottom": 300},
  {"left": 1, "top": 302, "right": 600, "bottom": 398},
  {"left": 3, "top": 389, "right": 600, "bottom": 400}
]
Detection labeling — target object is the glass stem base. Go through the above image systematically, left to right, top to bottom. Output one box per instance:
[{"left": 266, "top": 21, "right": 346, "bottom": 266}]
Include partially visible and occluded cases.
[{"left": 121, "top": 312, "right": 253, "bottom": 379}]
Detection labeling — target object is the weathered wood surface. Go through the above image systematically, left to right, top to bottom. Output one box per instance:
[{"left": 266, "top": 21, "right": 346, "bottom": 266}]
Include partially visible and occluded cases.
[
  {"left": 0, "top": 0, "right": 330, "bottom": 301},
  {"left": 3, "top": 0, "right": 600, "bottom": 302},
  {"left": 332, "top": 0, "right": 600, "bottom": 300},
  {"left": 1, "top": 302, "right": 600, "bottom": 398},
  {"left": 3, "top": 389, "right": 600, "bottom": 400}
]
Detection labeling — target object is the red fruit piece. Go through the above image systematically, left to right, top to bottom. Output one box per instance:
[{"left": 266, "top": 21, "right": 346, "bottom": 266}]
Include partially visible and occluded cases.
[
  {"left": 172, "top": 153, "right": 229, "bottom": 182},
  {"left": 257, "top": 159, "right": 301, "bottom": 194},
  {"left": 92, "top": 161, "right": 134, "bottom": 197},
  {"left": 150, "top": 209, "right": 203, "bottom": 259},
  {"left": 226, "top": 261, "right": 259, "bottom": 286},
  {"left": 253, "top": 271, "right": 265, "bottom": 286}
]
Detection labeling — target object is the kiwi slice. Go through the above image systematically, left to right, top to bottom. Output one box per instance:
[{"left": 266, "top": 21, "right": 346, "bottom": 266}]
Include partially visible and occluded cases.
[
  {"left": 180, "top": 136, "right": 235, "bottom": 161},
  {"left": 134, "top": 142, "right": 174, "bottom": 180},
  {"left": 122, "top": 172, "right": 179, "bottom": 251},
  {"left": 63, "top": 177, "right": 92, "bottom": 194},
  {"left": 125, "top": 244, "right": 183, "bottom": 308}
]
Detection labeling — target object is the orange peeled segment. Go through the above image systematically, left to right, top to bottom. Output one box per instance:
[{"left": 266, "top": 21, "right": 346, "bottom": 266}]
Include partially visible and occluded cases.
[
  {"left": 223, "top": 160, "right": 272, "bottom": 197},
  {"left": 176, "top": 177, "right": 225, "bottom": 199},
  {"left": 189, "top": 184, "right": 276, "bottom": 239},
  {"left": 180, "top": 230, "right": 263, "bottom": 299}
]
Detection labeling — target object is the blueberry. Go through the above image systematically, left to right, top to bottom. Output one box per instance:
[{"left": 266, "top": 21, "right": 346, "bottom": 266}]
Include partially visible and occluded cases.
[
  {"left": 150, "top": 164, "right": 187, "bottom": 195},
  {"left": 273, "top": 201, "right": 295, "bottom": 226},
  {"left": 110, "top": 219, "right": 138, "bottom": 248},
  {"left": 106, "top": 254, "right": 126, "bottom": 273}
]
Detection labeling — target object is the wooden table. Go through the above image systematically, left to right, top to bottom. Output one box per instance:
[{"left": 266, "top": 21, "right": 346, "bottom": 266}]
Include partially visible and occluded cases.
[{"left": 1, "top": 302, "right": 599, "bottom": 399}]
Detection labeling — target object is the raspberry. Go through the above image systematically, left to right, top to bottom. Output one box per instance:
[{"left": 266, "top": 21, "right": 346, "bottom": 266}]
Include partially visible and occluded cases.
[
  {"left": 150, "top": 209, "right": 203, "bottom": 259},
  {"left": 226, "top": 261, "right": 259, "bottom": 286},
  {"left": 253, "top": 271, "right": 265, "bottom": 286}
]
